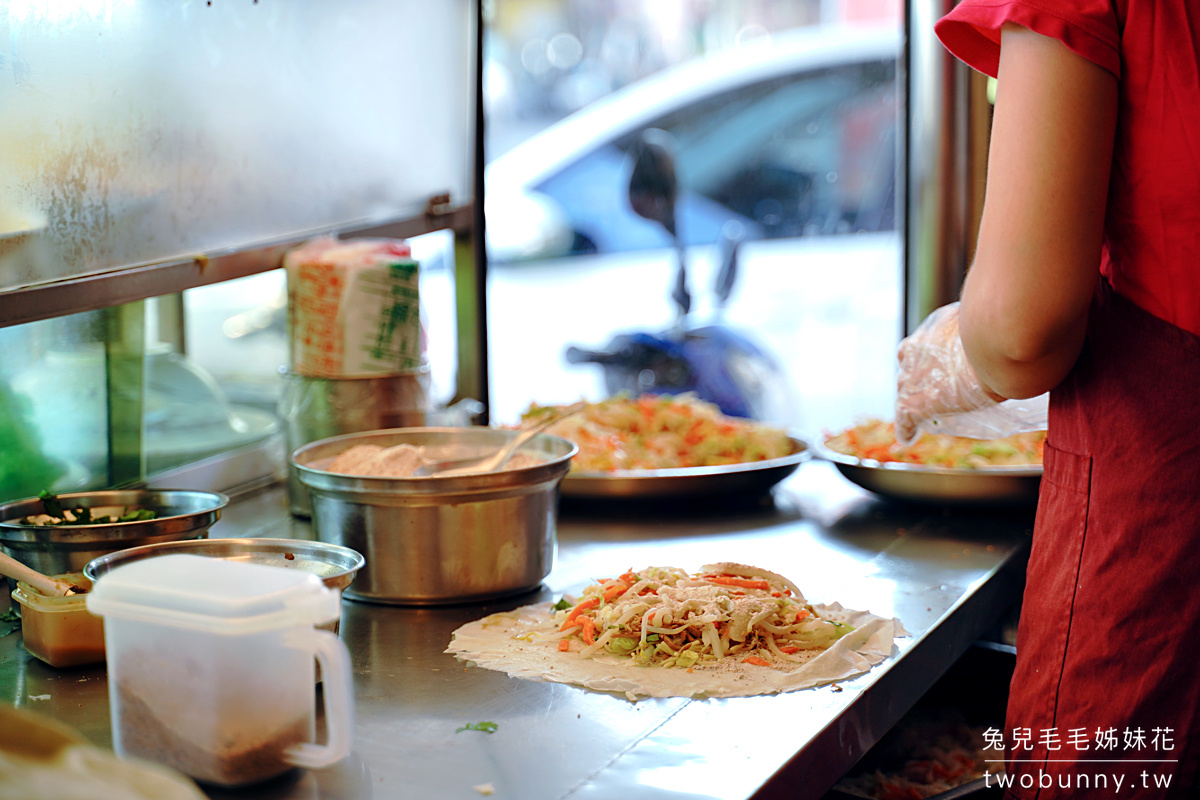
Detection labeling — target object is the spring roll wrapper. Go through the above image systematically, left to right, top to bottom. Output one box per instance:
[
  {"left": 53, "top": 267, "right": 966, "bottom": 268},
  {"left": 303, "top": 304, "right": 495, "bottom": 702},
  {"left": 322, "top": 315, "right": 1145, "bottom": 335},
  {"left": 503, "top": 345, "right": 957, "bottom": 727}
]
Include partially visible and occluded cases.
[
  {"left": 286, "top": 236, "right": 421, "bottom": 377},
  {"left": 447, "top": 600, "right": 903, "bottom": 702}
]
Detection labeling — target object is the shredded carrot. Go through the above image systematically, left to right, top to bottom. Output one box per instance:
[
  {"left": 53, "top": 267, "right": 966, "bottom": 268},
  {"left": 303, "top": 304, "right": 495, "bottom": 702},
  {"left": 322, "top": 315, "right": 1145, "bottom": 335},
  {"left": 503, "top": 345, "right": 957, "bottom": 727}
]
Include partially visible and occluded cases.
[
  {"left": 619, "top": 571, "right": 639, "bottom": 585},
  {"left": 706, "top": 576, "right": 772, "bottom": 591},
  {"left": 602, "top": 581, "right": 629, "bottom": 602},
  {"left": 559, "top": 597, "right": 600, "bottom": 631},
  {"left": 795, "top": 608, "right": 809, "bottom": 622},
  {"left": 580, "top": 616, "right": 596, "bottom": 646},
  {"left": 557, "top": 639, "right": 571, "bottom": 652},
  {"left": 779, "top": 645, "right": 800, "bottom": 654},
  {"left": 742, "top": 656, "right": 772, "bottom": 667}
]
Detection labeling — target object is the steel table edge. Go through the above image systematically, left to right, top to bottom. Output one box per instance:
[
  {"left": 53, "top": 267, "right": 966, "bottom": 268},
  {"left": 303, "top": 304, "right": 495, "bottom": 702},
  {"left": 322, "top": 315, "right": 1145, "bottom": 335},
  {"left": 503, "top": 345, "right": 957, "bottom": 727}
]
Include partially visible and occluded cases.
[{"left": 747, "top": 538, "right": 1030, "bottom": 800}]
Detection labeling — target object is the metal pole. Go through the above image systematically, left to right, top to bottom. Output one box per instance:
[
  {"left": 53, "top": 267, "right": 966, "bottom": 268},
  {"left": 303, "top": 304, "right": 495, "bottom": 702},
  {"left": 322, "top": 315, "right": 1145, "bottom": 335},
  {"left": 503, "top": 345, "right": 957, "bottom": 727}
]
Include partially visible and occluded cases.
[{"left": 905, "top": 0, "right": 972, "bottom": 334}]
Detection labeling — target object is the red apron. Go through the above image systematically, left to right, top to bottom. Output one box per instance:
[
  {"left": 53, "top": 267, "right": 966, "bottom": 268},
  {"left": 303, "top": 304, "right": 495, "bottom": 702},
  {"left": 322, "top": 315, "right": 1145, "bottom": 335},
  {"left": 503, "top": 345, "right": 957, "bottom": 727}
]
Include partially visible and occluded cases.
[{"left": 1005, "top": 280, "right": 1200, "bottom": 799}]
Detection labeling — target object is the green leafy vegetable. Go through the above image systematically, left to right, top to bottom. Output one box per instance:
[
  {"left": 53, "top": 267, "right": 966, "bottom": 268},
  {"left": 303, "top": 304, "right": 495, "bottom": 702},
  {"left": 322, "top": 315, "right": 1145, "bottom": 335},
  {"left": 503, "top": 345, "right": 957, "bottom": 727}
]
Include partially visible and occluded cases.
[
  {"left": 38, "top": 490, "right": 63, "bottom": 519},
  {"left": 19, "top": 491, "right": 159, "bottom": 526},
  {"left": 550, "top": 597, "right": 572, "bottom": 612},
  {"left": 604, "top": 637, "right": 638, "bottom": 655},
  {"left": 455, "top": 721, "right": 499, "bottom": 734}
]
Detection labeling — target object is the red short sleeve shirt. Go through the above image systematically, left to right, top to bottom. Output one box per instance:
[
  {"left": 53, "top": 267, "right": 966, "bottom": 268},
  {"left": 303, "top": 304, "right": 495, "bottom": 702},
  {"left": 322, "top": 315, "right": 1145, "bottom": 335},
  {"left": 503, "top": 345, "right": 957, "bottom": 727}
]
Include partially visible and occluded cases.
[{"left": 936, "top": 1, "right": 1200, "bottom": 338}]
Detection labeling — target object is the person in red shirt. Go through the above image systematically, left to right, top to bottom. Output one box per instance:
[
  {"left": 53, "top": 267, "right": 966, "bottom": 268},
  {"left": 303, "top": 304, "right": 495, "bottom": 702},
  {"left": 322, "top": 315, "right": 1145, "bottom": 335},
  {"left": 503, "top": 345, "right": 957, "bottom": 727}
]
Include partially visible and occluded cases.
[{"left": 896, "top": 3, "right": 1200, "bottom": 799}]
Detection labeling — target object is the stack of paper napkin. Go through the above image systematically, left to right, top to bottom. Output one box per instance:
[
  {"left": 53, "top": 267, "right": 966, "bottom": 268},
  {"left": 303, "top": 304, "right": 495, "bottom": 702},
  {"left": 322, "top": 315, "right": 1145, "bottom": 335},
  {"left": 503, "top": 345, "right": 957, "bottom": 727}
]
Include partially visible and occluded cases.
[{"left": 285, "top": 237, "right": 421, "bottom": 377}]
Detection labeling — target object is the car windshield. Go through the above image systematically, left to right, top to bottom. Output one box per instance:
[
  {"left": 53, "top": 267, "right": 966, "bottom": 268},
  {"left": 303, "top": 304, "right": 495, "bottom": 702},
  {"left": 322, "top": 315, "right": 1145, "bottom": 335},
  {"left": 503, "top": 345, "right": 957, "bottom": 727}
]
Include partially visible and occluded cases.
[{"left": 525, "top": 57, "right": 896, "bottom": 256}]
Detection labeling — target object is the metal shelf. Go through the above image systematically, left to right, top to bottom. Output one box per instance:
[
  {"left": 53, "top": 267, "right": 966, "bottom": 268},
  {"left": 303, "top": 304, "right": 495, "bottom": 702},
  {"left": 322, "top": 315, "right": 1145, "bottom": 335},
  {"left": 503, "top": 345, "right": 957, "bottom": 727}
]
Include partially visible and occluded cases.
[{"left": 0, "top": 200, "right": 474, "bottom": 331}]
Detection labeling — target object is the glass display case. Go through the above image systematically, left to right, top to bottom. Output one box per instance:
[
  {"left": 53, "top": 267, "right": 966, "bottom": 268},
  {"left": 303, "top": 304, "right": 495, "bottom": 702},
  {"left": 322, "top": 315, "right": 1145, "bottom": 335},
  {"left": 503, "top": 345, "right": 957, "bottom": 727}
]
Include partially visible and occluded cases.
[{"left": 0, "top": 0, "right": 478, "bottom": 501}]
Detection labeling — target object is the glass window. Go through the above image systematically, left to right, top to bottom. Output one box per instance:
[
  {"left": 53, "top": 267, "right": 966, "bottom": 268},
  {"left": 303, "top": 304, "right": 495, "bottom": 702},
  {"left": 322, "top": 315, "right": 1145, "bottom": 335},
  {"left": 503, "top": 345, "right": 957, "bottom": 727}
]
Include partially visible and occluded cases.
[
  {"left": 0, "top": 1, "right": 473, "bottom": 292},
  {"left": 0, "top": 2, "right": 476, "bottom": 499},
  {"left": 482, "top": 2, "right": 903, "bottom": 437},
  {"left": 0, "top": 308, "right": 142, "bottom": 501}
]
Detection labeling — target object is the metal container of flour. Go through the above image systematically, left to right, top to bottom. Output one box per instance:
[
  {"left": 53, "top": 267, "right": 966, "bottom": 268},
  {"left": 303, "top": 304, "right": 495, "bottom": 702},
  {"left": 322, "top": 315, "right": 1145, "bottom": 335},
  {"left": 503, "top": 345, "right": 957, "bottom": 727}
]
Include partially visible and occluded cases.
[{"left": 291, "top": 427, "right": 576, "bottom": 606}]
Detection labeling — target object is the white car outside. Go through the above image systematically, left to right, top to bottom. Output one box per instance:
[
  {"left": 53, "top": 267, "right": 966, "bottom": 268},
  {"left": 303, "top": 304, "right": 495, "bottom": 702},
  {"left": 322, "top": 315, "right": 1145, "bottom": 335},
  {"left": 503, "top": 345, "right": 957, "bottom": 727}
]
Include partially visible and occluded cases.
[{"left": 481, "top": 23, "right": 903, "bottom": 436}]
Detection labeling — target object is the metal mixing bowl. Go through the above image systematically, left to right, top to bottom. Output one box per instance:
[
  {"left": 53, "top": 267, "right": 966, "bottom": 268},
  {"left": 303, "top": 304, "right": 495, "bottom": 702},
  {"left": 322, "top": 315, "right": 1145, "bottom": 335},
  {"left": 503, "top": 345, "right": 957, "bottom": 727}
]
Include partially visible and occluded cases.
[
  {"left": 292, "top": 427, "right": 577, "bottom": 606},
  {"left": 0, "top": 489, "right": 229, "bottom": 576},
  {"left": 83, "top": 537, "right": 365, "bottom": 594}
]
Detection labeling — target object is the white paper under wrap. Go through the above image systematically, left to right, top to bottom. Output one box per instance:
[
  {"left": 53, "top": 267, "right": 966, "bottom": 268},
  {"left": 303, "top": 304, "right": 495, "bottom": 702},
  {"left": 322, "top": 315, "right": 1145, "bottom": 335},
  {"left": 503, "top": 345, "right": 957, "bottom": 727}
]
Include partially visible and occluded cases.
[
  {"left": 285, "top": 237, "right": 421, "bottom": 377},
  {"left": 446, "top": 600, "right": 902, "bottom": 702}
]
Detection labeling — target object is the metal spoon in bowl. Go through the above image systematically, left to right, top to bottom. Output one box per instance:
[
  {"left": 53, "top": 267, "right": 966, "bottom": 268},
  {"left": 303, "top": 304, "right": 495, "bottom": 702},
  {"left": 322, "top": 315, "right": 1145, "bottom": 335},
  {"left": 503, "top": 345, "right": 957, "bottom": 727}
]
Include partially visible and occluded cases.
[
  {"left": 414, "top": 402, "right": 587, "bottom": 478},
  {"left": 0, "top": 551, "right": 85, "bottom": 596}
]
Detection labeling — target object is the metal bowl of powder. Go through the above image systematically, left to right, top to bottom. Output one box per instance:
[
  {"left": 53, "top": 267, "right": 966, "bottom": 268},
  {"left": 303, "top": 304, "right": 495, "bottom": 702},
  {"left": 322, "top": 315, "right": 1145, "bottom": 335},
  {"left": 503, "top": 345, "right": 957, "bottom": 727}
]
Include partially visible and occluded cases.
[{"left": 290, "top": 427, "right": 577, "bottom": 606}]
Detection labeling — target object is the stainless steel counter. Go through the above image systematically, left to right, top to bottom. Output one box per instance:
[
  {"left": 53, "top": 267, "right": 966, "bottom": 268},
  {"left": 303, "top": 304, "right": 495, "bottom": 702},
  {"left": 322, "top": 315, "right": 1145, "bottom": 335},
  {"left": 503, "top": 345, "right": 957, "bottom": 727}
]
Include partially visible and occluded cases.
[{"left": 0, "top": 461, "right": 1032, "bottom": 800}]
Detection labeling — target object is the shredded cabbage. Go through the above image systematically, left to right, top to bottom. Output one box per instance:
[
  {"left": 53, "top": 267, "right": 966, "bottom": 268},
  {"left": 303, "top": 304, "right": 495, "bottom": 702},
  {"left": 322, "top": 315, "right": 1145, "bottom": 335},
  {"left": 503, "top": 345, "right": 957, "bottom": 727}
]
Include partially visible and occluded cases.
[
  {"left": 521, "top": 394, "right": 793, "bottom": 472},
  {"left": 825, "top": 419, "right": 1044, "bottom": 469},
  {"left": 546, "top": 564, "right": 853, "bottom": 669}
]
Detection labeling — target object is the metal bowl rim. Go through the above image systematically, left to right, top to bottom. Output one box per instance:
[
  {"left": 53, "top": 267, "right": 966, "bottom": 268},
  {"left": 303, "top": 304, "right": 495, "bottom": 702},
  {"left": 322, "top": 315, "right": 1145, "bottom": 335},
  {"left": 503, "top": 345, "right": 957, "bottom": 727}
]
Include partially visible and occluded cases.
[
  {"left": 290, "top": 427, "right": 578, "bottom": 486},
  {"left": 565, "top": 434, "right": 810, "bottom": 480},
  {"left": 810, "top": 437, "right": 1043, "bottom": 477},
  {"left": 0, "top": 489, "right": 230, "bottom": 532},
  {"left": 83, "top": 536, "right": 366, "bottom": 584}
]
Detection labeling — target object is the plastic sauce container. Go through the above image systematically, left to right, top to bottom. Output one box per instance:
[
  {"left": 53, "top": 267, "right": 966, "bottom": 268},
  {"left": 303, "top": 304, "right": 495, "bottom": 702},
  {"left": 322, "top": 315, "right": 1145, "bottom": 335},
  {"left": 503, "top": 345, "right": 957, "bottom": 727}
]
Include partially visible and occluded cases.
[
  {"left": 87, "top": 554, "right": 354, "bottom": 788},
  {"left": 11, "top": 572, "right": 104, "bottom": 668}
]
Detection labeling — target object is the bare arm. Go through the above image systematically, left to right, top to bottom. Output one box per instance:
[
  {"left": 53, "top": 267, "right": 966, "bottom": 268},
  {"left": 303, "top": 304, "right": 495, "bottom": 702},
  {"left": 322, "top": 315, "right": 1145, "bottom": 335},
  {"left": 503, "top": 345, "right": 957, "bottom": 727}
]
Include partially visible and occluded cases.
[{"left": 959, "top": 23, "right": 1118, "bottom": 400}]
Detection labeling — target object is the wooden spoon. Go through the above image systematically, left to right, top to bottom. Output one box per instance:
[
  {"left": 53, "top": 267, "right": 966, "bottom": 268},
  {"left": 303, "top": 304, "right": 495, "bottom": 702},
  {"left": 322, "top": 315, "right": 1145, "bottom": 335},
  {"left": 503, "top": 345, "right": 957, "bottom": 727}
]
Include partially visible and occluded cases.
[{"left": 0, "top": 552, "right": 85, "bottom": 596}]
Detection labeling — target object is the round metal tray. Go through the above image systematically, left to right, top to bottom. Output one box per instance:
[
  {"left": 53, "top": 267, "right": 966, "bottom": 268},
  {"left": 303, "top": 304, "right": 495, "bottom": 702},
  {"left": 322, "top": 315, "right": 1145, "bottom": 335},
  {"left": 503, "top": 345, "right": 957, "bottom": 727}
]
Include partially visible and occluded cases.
[
  {"left": 561, "top": 436, "right": 810, "bottom": 499},
  {"left": 811, "top": 438, "right": 1042, "bottom": 507},
  {"left": 84, "top": 537, "right": 365, "bottom": 592}
]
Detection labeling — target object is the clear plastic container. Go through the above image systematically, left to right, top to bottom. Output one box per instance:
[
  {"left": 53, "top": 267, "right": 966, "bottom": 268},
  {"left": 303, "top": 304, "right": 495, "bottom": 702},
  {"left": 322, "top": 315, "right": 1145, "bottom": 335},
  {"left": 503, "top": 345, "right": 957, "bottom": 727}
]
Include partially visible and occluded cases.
[
  {"left": 87, "top": 554, "right": 354, "bottom": 787},
  {"left": 11, "top": 572, "right": 104, "bottom": 668}
]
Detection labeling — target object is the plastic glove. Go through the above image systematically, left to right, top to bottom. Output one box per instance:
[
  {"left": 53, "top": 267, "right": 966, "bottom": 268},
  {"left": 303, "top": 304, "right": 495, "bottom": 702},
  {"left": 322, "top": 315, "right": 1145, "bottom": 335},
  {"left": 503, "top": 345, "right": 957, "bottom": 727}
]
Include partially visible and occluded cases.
[{"left": 895, "top": 302, "right": 1046, "bottom": 446}]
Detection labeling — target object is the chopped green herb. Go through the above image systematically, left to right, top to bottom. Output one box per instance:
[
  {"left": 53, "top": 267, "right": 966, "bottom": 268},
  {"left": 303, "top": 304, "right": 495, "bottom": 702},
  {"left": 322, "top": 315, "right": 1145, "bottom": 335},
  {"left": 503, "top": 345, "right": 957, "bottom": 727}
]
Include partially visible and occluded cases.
[
  {"left": 38, "top": 490, "right": 63, "bottom": 519},
  {"left": 19, "top": 491, "right": 158, "bottom": 526},
  {"left": 551, "top": 597, "right": 572, "bottom": 612},
  {"left": 455, "top": 721, "right": 499, "bottom": 734}
]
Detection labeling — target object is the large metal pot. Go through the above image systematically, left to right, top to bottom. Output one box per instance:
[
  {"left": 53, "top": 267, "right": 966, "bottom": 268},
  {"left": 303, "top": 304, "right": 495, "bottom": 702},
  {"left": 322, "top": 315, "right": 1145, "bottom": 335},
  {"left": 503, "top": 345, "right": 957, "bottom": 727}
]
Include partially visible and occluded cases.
[{"left": 292, "top": 427, "right": 576, "bottom": 606}]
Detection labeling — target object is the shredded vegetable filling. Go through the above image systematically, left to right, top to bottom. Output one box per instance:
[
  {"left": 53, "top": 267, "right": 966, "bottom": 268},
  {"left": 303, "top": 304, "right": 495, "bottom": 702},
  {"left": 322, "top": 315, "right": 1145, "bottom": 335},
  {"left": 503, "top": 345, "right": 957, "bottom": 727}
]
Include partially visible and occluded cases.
[
  {"left": 522, "top": 394, "right": 793, "bottom": 472},
  {"left": 825, "top": 419, "right": 1045, "bottom": 469},
  {"left": 546, "top": 564, "right": 853, "bottom": 669}
]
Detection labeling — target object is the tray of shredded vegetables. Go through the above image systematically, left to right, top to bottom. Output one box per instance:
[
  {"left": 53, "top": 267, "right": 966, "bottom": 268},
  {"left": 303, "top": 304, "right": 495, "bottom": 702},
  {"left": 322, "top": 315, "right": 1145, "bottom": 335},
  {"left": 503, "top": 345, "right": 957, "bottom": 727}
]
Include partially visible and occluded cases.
[
  {"left": 521, "top": 394, "right": 808, "bottom": 499},
  {"left": 815, "top": 419, "right": 1044, "bottom": 506}
]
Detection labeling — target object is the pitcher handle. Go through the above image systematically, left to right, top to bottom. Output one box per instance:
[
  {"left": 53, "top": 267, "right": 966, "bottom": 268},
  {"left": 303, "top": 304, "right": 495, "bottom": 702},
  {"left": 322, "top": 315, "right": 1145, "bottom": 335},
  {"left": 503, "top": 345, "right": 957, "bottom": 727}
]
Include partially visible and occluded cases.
[{"left": 283, "top": 628, "right": 355, "bottom": 769}]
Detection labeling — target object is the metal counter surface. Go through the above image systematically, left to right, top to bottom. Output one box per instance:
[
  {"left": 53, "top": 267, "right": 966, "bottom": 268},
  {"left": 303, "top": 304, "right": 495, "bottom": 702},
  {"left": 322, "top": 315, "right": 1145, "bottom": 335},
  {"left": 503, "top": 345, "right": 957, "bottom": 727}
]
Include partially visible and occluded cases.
[{"left": 0, "top": 461, "right": 1032, "bottom": 800}]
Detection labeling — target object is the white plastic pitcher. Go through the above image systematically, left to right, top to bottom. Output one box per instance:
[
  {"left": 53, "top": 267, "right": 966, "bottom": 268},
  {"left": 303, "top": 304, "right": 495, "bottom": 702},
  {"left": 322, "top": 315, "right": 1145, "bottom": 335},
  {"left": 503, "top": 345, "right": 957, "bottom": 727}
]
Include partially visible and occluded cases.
[{"left": 87, "top": 554, "right": 354, "bottom": 787}]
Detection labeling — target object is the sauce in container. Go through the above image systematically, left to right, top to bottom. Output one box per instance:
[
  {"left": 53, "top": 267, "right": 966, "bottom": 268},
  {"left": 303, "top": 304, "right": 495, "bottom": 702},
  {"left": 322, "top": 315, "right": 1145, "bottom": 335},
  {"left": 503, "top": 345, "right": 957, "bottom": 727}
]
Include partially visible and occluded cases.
[{"left": 11, "top": 572, "right": 104, "bottom": 667}]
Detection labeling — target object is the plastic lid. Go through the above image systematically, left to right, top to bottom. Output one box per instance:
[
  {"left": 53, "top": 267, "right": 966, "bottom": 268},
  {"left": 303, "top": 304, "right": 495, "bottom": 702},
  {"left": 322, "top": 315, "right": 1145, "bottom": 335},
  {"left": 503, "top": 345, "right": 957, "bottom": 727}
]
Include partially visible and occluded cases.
[{"left": 86, "top": 554, "right": 340, "bottom": 630}]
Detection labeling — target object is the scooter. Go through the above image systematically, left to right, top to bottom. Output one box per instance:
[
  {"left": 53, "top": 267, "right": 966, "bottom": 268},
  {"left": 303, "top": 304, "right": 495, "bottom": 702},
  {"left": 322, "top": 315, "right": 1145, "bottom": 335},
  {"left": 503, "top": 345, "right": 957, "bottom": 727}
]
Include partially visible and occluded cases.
[{"left": 565, "top": 130, "right": 788, "bottom": 422}]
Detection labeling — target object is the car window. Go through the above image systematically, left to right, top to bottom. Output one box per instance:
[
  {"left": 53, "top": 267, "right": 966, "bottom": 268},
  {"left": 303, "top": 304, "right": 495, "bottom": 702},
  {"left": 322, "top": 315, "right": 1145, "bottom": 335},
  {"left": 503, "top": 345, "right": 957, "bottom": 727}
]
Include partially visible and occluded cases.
[{"left": 533, "top": 58, "right": 897, "bottom": 255}]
